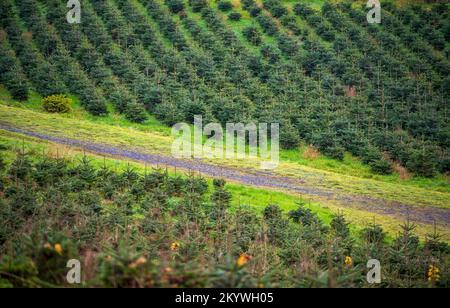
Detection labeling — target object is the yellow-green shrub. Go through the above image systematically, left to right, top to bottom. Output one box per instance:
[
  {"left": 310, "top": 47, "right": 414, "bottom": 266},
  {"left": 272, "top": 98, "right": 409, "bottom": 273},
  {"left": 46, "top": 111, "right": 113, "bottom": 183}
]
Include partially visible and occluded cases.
[{"left": 42, "top": 95, "right": 72, "bottom": 113}]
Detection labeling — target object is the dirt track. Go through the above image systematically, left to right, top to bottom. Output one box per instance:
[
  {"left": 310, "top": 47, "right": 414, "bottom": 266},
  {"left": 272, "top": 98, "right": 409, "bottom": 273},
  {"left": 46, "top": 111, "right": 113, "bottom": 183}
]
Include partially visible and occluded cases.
[{"left": 1, "top": 124, "right": 449, "bottom": 227}]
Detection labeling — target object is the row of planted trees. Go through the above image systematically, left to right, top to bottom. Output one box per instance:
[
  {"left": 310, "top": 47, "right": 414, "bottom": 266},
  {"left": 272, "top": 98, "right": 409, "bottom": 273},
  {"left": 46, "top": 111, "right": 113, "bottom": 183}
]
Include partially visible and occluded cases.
[
  {"left": 0, "top": 0, "right": 447, "bottom": 177},
  {"left": 0, "top": 147, "right": 447, "bottom": 287}
]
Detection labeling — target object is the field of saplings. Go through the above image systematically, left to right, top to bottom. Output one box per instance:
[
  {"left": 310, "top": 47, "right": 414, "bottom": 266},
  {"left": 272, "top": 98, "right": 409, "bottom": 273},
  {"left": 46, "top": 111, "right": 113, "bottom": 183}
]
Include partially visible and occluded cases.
[
  {"left": 0, "top": 0, "right": 448, "bottom": 288},
  {"left": 0, "top": 0, "right": 448, "bottom": 176},
  {"left": 0, "top": 145, "right": 447, "bottom": 287}
]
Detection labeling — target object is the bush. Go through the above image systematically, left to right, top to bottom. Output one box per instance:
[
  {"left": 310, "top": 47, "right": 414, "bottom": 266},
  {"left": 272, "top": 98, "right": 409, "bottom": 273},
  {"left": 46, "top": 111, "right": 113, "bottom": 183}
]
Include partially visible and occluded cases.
[
  {"left": 241, "top": 0, "right": 255, "bottom": 10},
  {"left": 263, "top": 0, "right": 287, "bottom": 18},
  {"left": 218, "top": 1, "right": 233, "bottom": 12},
  {"left": 228, "top": 12, "right": 242, "bottom": 21},
  {"left": 256, "top": 14, "right": 278, "bottom": 35},
  {"left": 316, "top": 23, "right": 336, "bottom": 41},
  {"left": 260, "top": 44, "right": 281, "bottom": 63},
  {"left": 42, "top": 94, "right": 72, "bottom": 113},
  {"left": 213, "top": 178, "right": 226, "bottom": 189}
]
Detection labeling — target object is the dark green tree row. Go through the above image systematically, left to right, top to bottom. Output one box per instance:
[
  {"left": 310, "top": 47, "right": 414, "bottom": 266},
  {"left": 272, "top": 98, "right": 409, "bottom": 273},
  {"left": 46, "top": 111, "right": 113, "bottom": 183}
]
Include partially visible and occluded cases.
[
  {"left": 0, "top": 0, "right": 66, "bottom": 97},
  {"left": 0, "top": 0, "right": 447, "bottom": 177},
  {"left": 13, "top": 0, "right": 108, "bottom": 115},
  {"left": 38, "top": 0, "right": 146, "bottom": 122},
  {"left": 72, "top": 0, "right": 149, "bottom": 121},
  {"left": 97, "top": 0, "right": 237, "bottom": 124},
  {"left": 115, "top": 0, "right": 213, "bottom": 125},
  {"left": 115, "top": 0, "right": 220, "bottom": 124},
  {"left": 118, "top": 0, "right": 260, "bottom": 125},
  {"left": 143, "top": 0, "right": 263, "bottom": 124},
  {"left": 248, "top": 0, "right": 449, "bottom": 176},
  {"left": 241, "top": 1, "right": 370, "bottom": 158},
  {"left": 166, "top": 2, "right": 282, "bottom": 123},
  {"left": 317, "top": 2, "right": 447, "bottom": 175},
  {"left": 341, "top": 3, "right": 449, "bottom": 80},
  {"left": 387, "top": 3, "right": 449, "bottom": 51},
  {"left": 295, "top": 4, "right": 445, "bottom": 152},
  {"left": 197, "top": 5, "right": 317, "bottom": 148},
  {"left": 323, "top": 5, "right": 447, "bottom": 140},
  {"left": 0, "top": 31, "right": 29, "bottom": 100}
]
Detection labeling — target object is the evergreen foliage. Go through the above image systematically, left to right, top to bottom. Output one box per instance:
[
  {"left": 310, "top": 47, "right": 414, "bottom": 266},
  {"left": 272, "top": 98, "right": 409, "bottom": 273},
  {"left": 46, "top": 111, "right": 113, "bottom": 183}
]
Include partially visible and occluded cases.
[{"left": 0, "top": 0, "right": 447, "bottom": 176}]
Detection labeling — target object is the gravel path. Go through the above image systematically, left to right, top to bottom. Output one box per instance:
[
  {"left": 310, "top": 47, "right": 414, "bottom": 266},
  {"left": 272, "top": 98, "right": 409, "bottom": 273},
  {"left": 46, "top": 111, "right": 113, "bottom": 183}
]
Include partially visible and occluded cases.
[{"left": 1, "top": 124, "right": 449, "bottom": 227}]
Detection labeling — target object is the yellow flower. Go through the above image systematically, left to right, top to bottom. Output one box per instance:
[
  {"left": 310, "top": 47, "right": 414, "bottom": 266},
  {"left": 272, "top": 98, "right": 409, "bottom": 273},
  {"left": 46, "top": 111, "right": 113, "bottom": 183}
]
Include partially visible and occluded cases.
[
  {"left": 170, "top": 242, "right": 180, "bottom": 251},
  {"left": 54, "top": 244, "right": 63, "bottom": 256},
  {"left": 236, "top": 254, "right": 252, "bottom": 267},
  {"left": 129, "top": 256, "right": 147, "bottom": 269},
  {"left": 344, "top": 256, "right": 353, "bottom": 266},
  {"left": 427, "top": 265, "right": 440, "bottom": 282},
  {"left": 164, "top": 267, "right": 173, "bottom": 273}
]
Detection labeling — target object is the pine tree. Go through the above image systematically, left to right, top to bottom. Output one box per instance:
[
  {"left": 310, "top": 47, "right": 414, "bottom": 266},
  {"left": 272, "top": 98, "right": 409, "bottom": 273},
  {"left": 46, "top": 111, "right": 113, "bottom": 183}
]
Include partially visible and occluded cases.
[
  {"left": 165, "top": 0, "right": 185, "bottom": 13},
  {"left": 189, "top": 0, "right": 207, "bottom": 13},
  {"left": 243, "top": 26, "right": 262, "bottom": 45},
  {"left": 34, "top": 61, "right": 66, "bottom": 97},
  {"left": 3, "top": 70, "right": 29, "bottom": 101},
  {"left": 125, "top": 103, "right": 148, "bottom": 123},
  {"left": 407, "top": 148, "right": 438, "bottom": 178},
  {"left": 8, "top": 152, "right": 32, "bottom": 181},
  {"left": 210, "top": 179, "right": 232, "bottom": 219},
  {"left": 330, "top": 212, "right": 350, "bottom": 239}
]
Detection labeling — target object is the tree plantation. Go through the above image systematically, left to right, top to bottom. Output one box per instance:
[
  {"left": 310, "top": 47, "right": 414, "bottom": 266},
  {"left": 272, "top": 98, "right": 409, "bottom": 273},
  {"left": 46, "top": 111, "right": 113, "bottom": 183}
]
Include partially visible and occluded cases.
[
  {"left": 0, "top": 0, "right": 448, "bottom": 290},
  {"left": 0, "top": 0, "right": 448, "bottom": 177},
  {"left": 0, "top": 148, "right": 447, "bottom": 287}
]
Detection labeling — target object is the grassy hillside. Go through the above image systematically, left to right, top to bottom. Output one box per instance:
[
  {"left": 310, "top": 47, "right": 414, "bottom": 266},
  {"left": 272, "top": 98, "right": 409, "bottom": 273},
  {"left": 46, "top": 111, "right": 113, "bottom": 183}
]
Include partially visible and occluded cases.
[
  {"left": 0, "top": 0, "right": 448, "bottom": 288},
  {"left": 0, "top": 0, "right": 448, "bottom": 177},
  {"left": 0, "top": 99, "right": 449, "bottom": 241},
  {"left": 0, "top": 131, "right": 448, "bottom": 288}
]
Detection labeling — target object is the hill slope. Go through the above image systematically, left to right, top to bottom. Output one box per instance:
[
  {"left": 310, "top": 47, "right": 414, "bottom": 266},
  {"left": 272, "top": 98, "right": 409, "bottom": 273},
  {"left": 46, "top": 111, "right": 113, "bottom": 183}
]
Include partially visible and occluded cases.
[
  {"left": 0, "top": 0, "right": 448, "bottom": 177},
  {"left": 0, "top": 1, "right": 449, "bottom": 288},
  {"left": 0, "top": 102, "right": 449, "bottom": 241}
]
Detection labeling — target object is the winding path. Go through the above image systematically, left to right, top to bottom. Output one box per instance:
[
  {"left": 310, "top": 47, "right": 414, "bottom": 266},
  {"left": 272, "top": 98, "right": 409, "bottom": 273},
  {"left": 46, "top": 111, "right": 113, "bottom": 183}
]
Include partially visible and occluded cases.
[{"left": 1, "top": 124, "right": 449, "bottom": 227}]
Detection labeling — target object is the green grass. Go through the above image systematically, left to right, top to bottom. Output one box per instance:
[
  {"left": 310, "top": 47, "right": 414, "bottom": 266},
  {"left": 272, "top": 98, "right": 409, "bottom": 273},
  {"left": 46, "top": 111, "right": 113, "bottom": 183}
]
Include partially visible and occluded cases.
[{"left": 0, "top": 85, "right": 171, "bottom": 136}]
